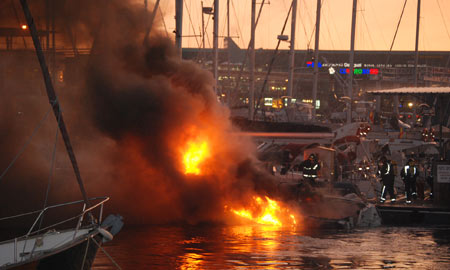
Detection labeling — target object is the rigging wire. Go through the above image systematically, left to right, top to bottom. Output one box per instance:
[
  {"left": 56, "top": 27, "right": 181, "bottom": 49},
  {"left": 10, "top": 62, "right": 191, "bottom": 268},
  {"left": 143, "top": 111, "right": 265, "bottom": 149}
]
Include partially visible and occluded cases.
[
  {"left": 184, "top": 0, "right": 201, "bottom": 48},
  {"left": 229, "top": 0, "right": 266, "bottom": 106},
  {"left": 231, "top": 0, "right": 246, "bottom": 47},
  {"left": 298, "top": 0, "right": 310, "bottom": 47},
  {"left": 302, "top": 0, "right": 315, "bottom": 49},
  {"left": 320, "top": 0, "right": 336, "bottom": 50},
  {"left": 326, "top": 0, "right": 343, "bottom": 49},
  {"left": 368, "top": 0, "right": 388, "bottom": 49},
  {"left": 385, "top": 0, "right": 408, "bottom": 65},
  {"left": 436, "top": 0, "right": 450, "bottom": 43},
  {"left": 254, "top": 1, "right": 293, "bottom": 119},
  {"left": 158, "top": 6, "right": 169, "bottom": 38},
  {"left": 360, "top": 6, "right": 375, "bottom": 50},
  {"left": 0, "top": 107, "right": 52, "bottom": 183},
  {"left": 38, "top": 109, "right": 61, "bottom": 230},
  {"left": 91, "top": 237, "right": 122, "bottom": 270}
]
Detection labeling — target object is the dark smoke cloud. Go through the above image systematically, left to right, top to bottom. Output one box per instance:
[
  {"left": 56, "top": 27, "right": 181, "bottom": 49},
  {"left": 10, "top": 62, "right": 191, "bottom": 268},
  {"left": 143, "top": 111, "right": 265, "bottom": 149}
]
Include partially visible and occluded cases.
[{"left": 0, "top": 0, "right": 282, "bottom": 226}]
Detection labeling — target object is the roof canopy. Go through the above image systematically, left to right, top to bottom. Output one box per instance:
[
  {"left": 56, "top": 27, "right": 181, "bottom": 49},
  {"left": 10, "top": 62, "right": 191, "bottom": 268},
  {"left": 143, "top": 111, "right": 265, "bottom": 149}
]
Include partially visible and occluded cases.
[{"left": 368, "top": 87, "right": 450, "bottom": 95}]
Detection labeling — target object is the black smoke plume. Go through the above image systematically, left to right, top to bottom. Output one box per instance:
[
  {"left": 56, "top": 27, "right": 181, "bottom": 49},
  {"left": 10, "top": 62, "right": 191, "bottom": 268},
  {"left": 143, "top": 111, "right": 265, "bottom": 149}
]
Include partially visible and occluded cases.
[{"left": 0, "top": 0, "right": 281, "bottom": 226}]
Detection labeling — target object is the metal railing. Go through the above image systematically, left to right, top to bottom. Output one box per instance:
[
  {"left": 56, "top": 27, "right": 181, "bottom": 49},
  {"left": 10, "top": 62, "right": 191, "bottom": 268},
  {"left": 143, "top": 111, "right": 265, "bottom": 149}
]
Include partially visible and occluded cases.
[{"left": 0, "top": 197, "right": 109, "bottom": 265}]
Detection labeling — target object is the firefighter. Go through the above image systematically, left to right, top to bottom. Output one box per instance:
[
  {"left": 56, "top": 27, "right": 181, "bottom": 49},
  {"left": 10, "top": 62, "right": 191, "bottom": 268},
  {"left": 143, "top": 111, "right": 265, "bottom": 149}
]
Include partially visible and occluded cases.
[
  {"left": 301, "top": 153, "right": 321, "bottom": 185},
  {"left": 377, "top": 156, "right": 396, "bottom": 203},
  {"left": 400, "top": 158, "right": 419, "bottom": 204}
]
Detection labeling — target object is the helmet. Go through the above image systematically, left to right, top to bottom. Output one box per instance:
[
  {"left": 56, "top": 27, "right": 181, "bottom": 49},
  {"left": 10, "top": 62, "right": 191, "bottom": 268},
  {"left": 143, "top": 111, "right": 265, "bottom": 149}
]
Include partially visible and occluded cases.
[
  {"left": 309, "top": 153, "right": 316, "bottom": 160},
  {"left": 379, "top": 156, "right": 387, "bottom": 163},
  {"left": 408, "top": 158, "right": 415, "bottom": 164}
]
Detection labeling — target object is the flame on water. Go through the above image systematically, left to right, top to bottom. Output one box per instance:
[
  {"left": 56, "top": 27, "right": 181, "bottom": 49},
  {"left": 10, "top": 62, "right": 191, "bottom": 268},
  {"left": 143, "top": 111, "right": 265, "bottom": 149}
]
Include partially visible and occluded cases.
[
  {"left": 183, "top": 140, "right": 210, "bottom": 175},
  {"left": 229, "top": 196, "right": 297, "bottom": 227}
]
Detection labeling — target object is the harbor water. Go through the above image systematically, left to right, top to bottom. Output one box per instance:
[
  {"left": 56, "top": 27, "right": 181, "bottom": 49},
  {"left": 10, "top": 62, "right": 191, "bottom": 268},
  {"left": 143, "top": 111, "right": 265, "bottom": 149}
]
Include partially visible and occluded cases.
[{"left": 93, "top": 225, "right": 450, "bottom": 269}]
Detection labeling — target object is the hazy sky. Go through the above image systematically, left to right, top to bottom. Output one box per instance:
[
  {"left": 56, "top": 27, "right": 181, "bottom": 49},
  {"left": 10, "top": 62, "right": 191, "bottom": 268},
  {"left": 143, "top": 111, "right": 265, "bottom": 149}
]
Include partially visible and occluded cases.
[{"left": 155, "top": 0, "right": 450, "bottom": 51}]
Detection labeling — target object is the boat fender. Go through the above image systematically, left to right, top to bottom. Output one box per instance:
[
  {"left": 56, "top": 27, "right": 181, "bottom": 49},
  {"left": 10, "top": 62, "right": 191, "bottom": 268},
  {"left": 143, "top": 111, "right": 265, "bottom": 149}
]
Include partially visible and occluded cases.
[
  {"left": 101, "top": 214, "right": 124, "bottom": 236},
  {"left": 98, "top": 228, "right": 114, "bottom": 242}
]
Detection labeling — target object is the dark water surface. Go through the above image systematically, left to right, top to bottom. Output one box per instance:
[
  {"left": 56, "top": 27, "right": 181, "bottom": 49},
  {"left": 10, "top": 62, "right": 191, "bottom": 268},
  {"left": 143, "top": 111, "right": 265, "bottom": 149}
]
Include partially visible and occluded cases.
[{"left": 93, "top": 225, "right": 450, "bottom": 269}]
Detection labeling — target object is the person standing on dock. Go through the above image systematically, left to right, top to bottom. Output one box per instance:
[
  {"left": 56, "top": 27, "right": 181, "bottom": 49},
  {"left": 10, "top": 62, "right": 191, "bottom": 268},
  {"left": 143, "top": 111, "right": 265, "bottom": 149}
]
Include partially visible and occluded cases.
[
  {"left": 301, "top": 153, "right": 321, "bottom": 186},
  {"left": 377, "top": 156, "right": 396, "bottom": 203},
  {"left": 401, "top": 159, "right": 419, "bottom": 204}
]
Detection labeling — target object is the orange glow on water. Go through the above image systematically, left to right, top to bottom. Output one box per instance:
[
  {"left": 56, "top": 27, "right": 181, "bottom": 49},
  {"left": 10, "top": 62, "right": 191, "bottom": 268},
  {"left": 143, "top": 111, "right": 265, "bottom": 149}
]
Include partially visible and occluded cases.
[{"left": 183, "top": 140, "right": 210, "bottom": 175}]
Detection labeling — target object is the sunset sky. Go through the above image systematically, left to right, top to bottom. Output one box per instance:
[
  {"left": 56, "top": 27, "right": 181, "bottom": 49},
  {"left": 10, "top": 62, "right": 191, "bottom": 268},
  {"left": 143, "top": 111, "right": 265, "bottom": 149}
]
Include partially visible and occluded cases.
[{"left": 156, "top": 0, "right": 450, "bottom": 51}]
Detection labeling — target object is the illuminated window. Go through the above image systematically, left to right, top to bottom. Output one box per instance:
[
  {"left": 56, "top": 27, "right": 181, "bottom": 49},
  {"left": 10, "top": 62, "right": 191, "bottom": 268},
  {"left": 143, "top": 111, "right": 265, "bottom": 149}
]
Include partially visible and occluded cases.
[{"left": 264, "top": 98, "right": 273, "bottom": 106}]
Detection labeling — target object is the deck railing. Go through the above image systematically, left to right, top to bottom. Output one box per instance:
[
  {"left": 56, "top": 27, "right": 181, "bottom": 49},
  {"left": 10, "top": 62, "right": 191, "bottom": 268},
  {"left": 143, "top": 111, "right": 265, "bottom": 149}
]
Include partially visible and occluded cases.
[{"left": 0, "top": 196, "right": 109, "bottom": 265}]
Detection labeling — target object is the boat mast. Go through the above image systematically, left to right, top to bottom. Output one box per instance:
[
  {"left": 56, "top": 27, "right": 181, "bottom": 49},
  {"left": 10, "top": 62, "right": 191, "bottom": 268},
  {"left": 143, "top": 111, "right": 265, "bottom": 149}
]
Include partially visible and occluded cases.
[
  {"left": 19, "top": 0, "right": 90, "bottom": 206},
  {"left": 144, "top": 0, "right": 161, "bottom": 45},
  {"left": 175, "top": 0, "right": 183, "bottom": 57},
  {"left": 213, "top": 0, "right": 219, "bottom": 96},
  {"left": 227, "top": 0, "right": 231, "bottom": 105},
  {"left": 249, "top": 0, "right": 256, "bottom": 120},
  {"left": 287, "top": 0, "right": 298, "bottom": 98},
  {"left": 312, "top": 0, "right": 321, "bottom": 121},
  {"left": 347, "top": 0, "right": 357, "bottom": 124},
  {"left": 414, "top": 0, "right": 421, "bottom": 87}
]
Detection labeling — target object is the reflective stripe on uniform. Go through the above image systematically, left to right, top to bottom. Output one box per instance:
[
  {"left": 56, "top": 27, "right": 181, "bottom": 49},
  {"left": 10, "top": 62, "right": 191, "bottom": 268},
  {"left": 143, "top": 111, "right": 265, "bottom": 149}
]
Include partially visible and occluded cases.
[
  {"left": 385, "top": 164, "right": 390, "bottom": 175},
  {"left": 404, "top": 165, "right": 417, "bottom": 175},
  {"left": 381, "top": 185, "right": 386, "bottom": 199}
]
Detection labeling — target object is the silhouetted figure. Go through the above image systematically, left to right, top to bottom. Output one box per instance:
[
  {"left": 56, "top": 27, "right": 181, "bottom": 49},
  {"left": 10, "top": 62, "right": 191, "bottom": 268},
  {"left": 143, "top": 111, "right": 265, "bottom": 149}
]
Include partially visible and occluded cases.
[
  {"left": 377, "top": 156, "right": 396, "bottom": 203},
  {"left": 400, "top": 159, "right": 419, "bottom": 204}
]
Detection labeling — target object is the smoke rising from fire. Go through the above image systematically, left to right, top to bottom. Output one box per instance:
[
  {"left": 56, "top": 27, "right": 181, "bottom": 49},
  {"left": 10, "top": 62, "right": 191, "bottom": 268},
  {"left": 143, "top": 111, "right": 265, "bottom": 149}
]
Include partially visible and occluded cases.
[
  {"left": 0, "top": 0, "right": 286, "bottom": 225},
  {"left": 79, "top": 0, "right": 282, "bottom": 224}
]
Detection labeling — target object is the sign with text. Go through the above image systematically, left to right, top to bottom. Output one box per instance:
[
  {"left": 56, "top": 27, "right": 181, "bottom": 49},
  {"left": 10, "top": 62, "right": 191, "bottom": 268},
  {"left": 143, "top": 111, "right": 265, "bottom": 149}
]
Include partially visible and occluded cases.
[{"left": 436, "top": 164, "right": 450, "bottom": 183}]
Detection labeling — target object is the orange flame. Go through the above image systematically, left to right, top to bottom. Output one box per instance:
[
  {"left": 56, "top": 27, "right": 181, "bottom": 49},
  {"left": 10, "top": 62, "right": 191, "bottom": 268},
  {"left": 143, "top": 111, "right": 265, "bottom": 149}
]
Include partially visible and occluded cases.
[
  {"left": 183, "top": 140, "right": 210, "bottom": 175},
  {"left": 229, "top": 196, "right": 297, "bottom": 227}
]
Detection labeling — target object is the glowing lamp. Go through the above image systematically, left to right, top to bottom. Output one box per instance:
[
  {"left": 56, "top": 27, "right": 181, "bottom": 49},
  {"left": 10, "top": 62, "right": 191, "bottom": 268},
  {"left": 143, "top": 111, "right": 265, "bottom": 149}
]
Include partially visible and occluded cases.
[{"left": 21, "top": 24, "right": 27, "bottom": 30}]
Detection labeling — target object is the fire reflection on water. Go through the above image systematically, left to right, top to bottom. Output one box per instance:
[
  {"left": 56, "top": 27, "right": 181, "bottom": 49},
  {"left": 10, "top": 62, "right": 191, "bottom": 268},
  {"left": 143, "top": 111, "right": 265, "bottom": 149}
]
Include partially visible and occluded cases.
[
  {"left": 93, "top": 226, "right": 450, "bottom": 270},
  {"left": 179, "top": 253, "right": 204, "bottom": 270}
]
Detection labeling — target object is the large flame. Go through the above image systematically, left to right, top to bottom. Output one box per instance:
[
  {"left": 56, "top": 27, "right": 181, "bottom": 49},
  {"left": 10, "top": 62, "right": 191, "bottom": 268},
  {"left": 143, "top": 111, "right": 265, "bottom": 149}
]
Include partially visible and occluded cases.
[
  {"left": 183, "top": 140, "right": 210, "bottom": 175},
  {"left": 228, "top": 196, "right": 297, "bottom": 227}
]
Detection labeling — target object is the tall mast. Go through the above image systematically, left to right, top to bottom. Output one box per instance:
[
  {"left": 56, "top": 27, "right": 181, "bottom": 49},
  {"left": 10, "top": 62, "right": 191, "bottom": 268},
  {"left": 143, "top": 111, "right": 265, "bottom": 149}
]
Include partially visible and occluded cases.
[
  {"left": 20, "top": 0, "right": 90, "bottom": 206},
  {"left": 144, "top": 0, "right": 161, "bottom": 45},
  {"left": 175, "top": 0, "right": 183, "bottom": 57},
  {"left": 213, "top": 0, "right": 219, "bottom": 95},
  {"left": 227, "top": 0, "right": 231, "bottom": 105},
  {"left": 249, "top": 0, "right": 256, "bottom": 120},
  {"left": 287, "top": 0, "right": 298, "bottom": 98},
  {"left": 312, "top": 0, "right": 321, "bottom": 121},
  {"left": 347, "top": 0, "right": 357, "bottom": 124},
  {"left": 414, "top": 0, "right": 421, "bottom": 87},
  {"left": 201, "top": 2, "right": 205, "bottom": 50}
]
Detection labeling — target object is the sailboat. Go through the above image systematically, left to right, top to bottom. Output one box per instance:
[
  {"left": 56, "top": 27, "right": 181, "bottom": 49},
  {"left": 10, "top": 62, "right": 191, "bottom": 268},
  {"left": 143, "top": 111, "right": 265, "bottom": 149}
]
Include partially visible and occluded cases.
[{"left": 0, "top": 1, "right": 122, "bottom": 269}]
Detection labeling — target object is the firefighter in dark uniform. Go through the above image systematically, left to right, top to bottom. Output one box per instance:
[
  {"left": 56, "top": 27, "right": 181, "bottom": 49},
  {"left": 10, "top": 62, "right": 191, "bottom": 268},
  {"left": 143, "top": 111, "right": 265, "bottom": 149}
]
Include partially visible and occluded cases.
[
  {"left": 301, "top": 153, "right": 321, "bottom": 185},
  {"left": 377, "top": 156, "right": 396, "bottom": 203},
  {"left": 401, "top": 158, "right": 419, "bottom": 204}
]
